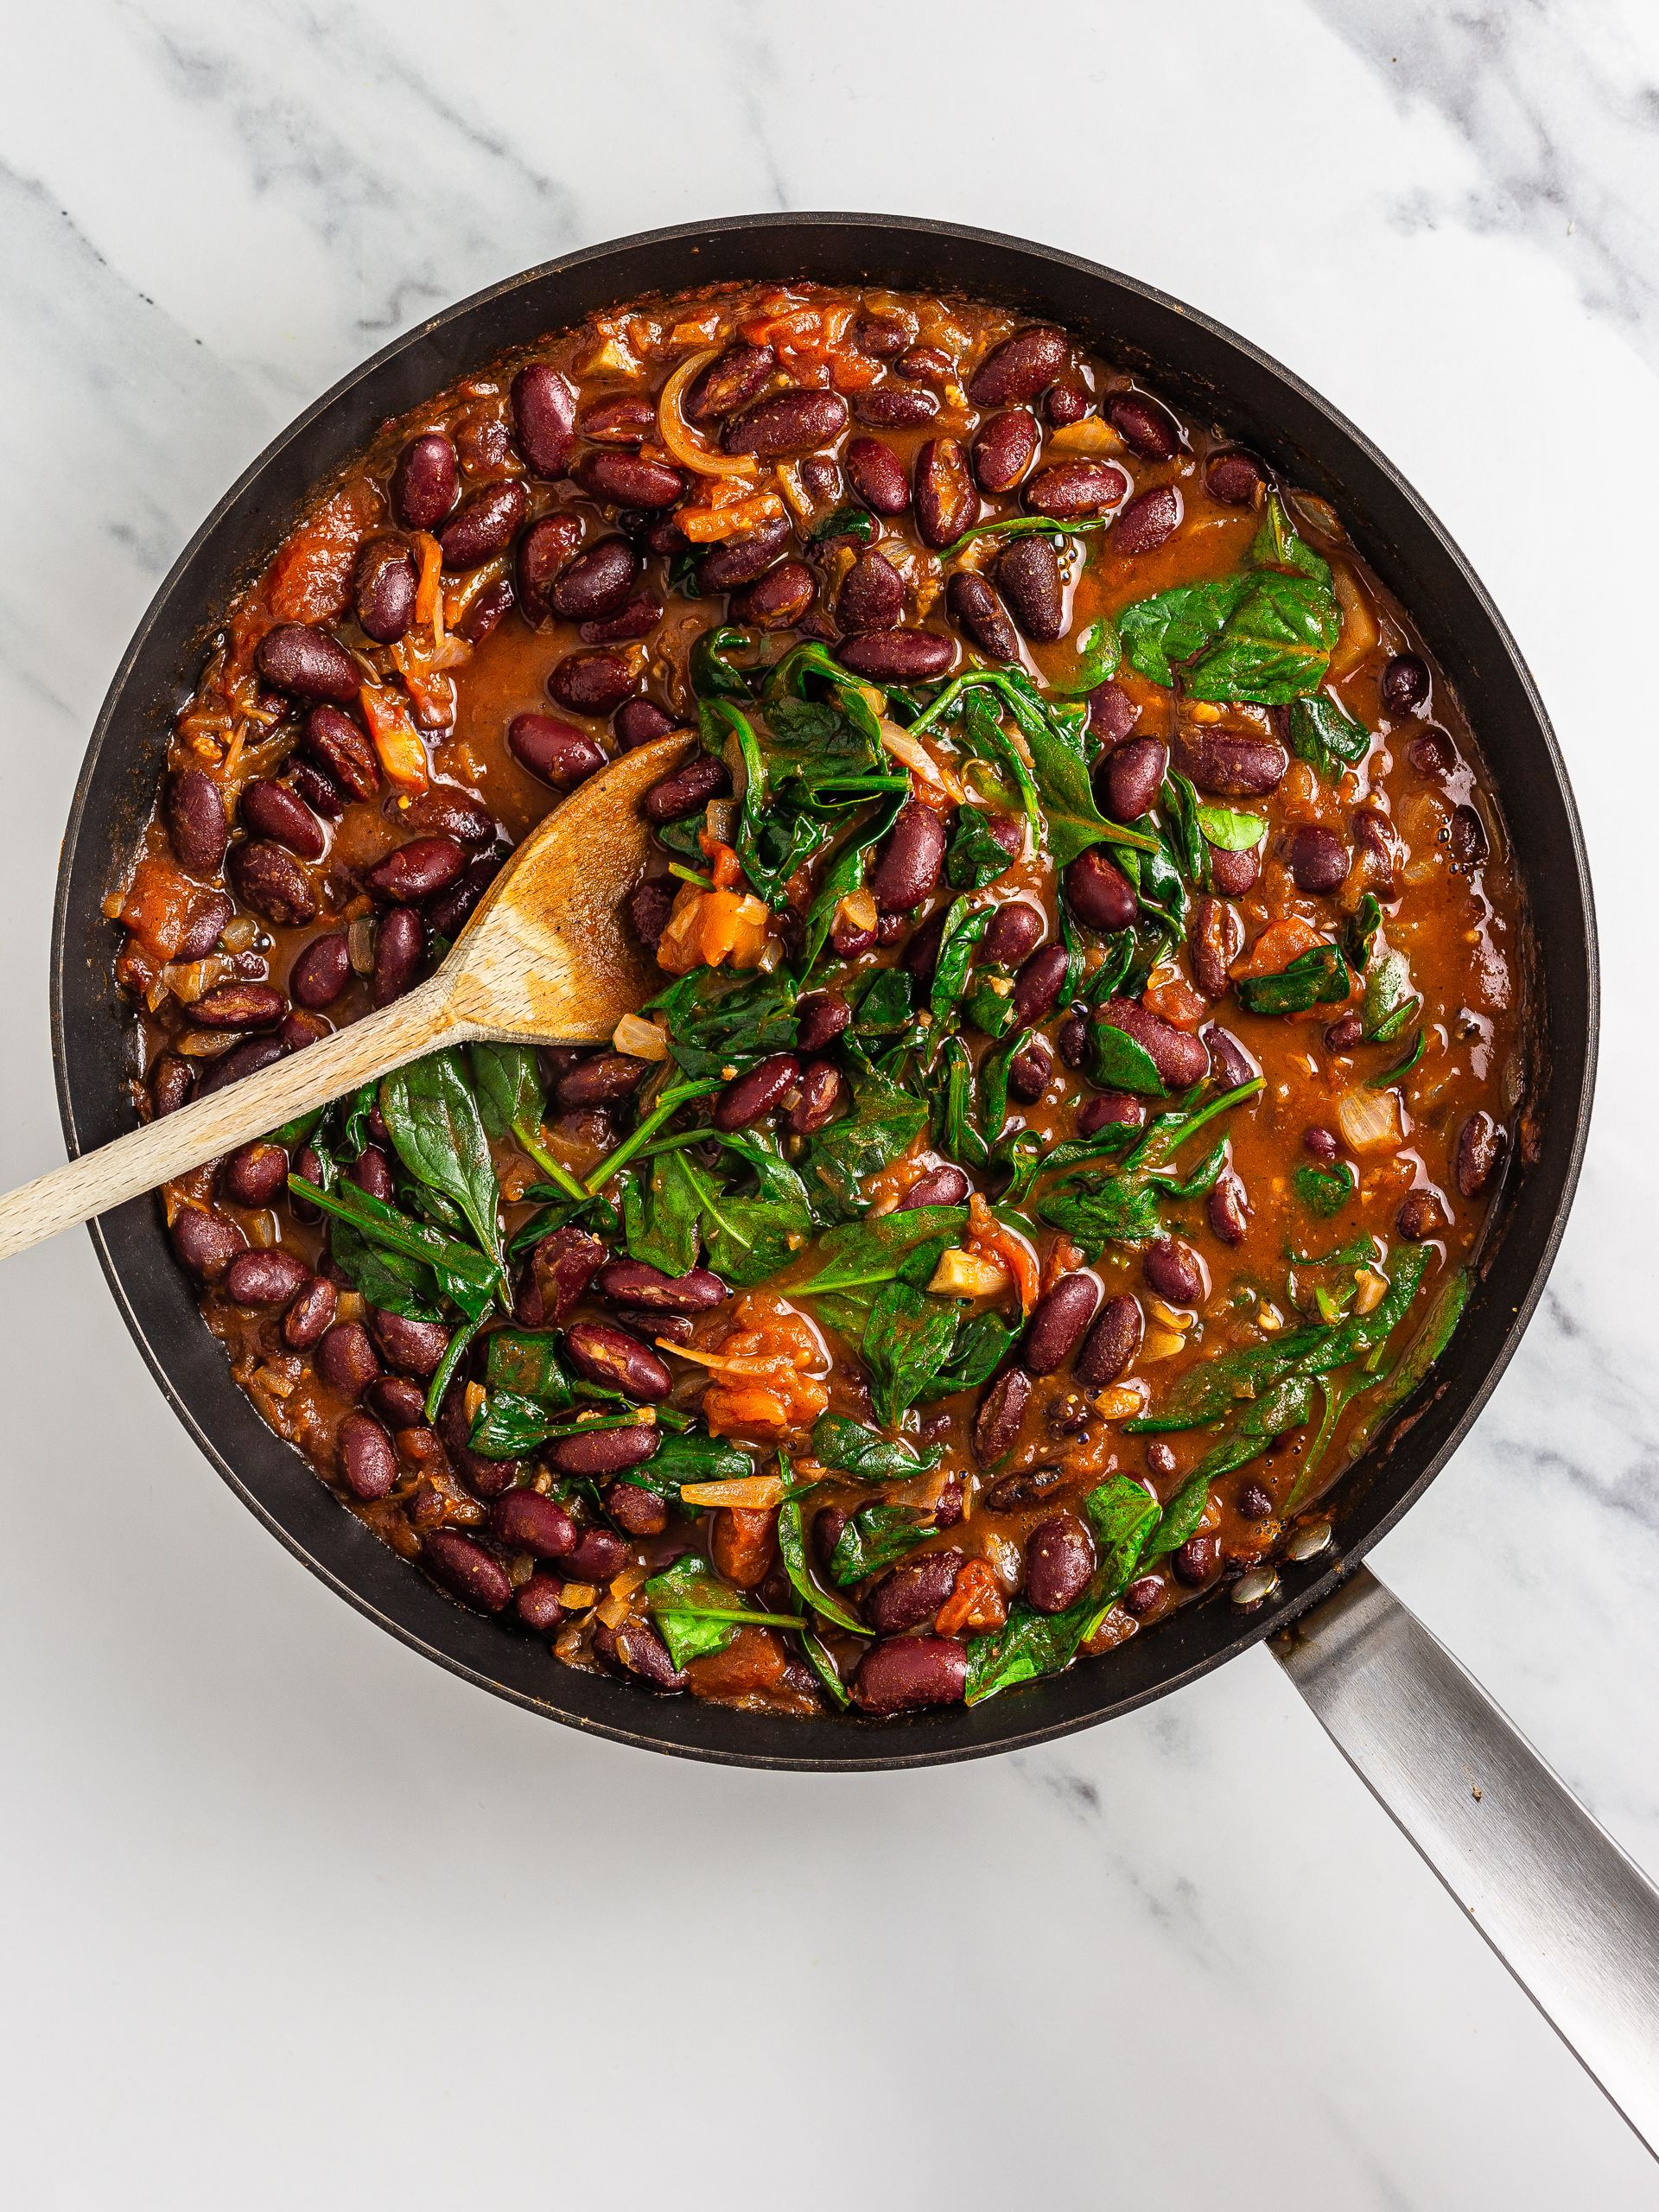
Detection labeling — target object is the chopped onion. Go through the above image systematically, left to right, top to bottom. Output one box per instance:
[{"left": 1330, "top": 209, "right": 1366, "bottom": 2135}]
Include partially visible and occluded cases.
[
  {"left": 657, "top": 348, "right": 757, "bottom": 480},
  {"left": 704, "top": 798, "right": 738, "bottom": 842},
  {"left": 836, "top": 887, "right": 877, "bottom": 935},
  {"left": 613, "top": 1010, "right": 671, "bottom": 1060},
  {"left": 1337, "top": 1084, "right": 1403, "bottom": 1153},
  {"left": 679, "top": 1476, "right": 785, "bottom": 1510}
]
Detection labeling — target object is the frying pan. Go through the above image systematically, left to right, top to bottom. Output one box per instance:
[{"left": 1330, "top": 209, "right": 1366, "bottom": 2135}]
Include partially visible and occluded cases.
[{"left": 47, "top": 214, "right": 1657, "bottom": 2141}]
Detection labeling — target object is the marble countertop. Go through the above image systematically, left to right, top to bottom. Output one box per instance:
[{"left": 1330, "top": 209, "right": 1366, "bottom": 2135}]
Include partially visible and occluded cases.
[{"left": 3, "top": 0, "right": 1657, "bottom": 2200}]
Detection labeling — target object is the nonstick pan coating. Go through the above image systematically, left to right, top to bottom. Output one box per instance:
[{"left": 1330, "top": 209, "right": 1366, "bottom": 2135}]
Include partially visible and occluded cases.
[{"left": 50, "top": 214, "right": 1597, "bottom": 1770}]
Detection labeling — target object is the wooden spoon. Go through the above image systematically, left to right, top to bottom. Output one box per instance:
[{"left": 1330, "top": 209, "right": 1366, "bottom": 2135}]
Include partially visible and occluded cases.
[{"left": 0, "top": 732, "right": 691, "bottom": 1262}]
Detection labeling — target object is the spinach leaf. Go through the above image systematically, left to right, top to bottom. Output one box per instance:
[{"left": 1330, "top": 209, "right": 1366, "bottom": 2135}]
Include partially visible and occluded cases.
[
  {"left": 1252, "top": 493, "right": 1332, "bottom": 587},
  {"left": 804, "top": 504, "right": 876, "bottom": 545},
  {"left": 1118, "top": 577, "right": 1253, "bottom": 689},
  {"left": 1046, "top": 615, "right": 1120, "bottom": 699},
  {"left": 690, "top": 626, "right": 757, "bottom": 700},
  {"left": 995, "top": 670, "right": 1155, "bottom": 868},
  {"left": 1287, "top": 693, "right": 1371, "bottom": 779},
  {"left": 1159, "top": 772, "right": 1207, "bottom": 887},
  {"left": 800, "top": 796, "right": 906, "bottom": 977},
  {"left": 1196, "top": 804, "right": 1266, "bottom": 853},
  {"left": 947, "top": 805, "right": 1023, "bottom": 891},
  {"left": 1342, "top": 893, "right": 1383, "bottom": 973},
  {"left": 930, "top": 899, "right": 993, "bottom": 1020},
  {"left": 1234, "top": 944, "right": 1352, "bottom": 1017},
  {"left": 1363, "top": 947, "right": 1421, "bottom": 1042},
  {"left": 851, "top": 964, "right": 917, "bottom": 1039},
  {"left": 649, "top": 965, "right": 798, "bottom": 1077},
  {"left": 962, "top": 975, "right": 1016, "bottom": 1041},
  {"left": 976, "top": 1021, "right": 1033, "bottom": 1145},
  {"left": 1086, "top": 1021, "right": 1167, "bottom": 1096},
  {"left": 1368, "top": 1027, "right": 1425, "bottom": 1089},
  {"left": 927, "top": 1035, "right": 991, "bottom": 1169},
  {"left": 468, "top": 1041, "right": 543, "bottom": 1141},
  {"left": 379, "top": 1051, "right": 504, "bottom": 1277},
  {"left": 800, "top": 1078, "right": 928, "bottom": 1224},
  {"left": 1036, "top": 1078, "right": 1263, "bottom": 1256},
  {"left": 699, "top": 1134, "right": 815, "bottom": 1287},
  {"left": 623, "top": 1146, "right": 715, "bottom": 1278},
  {"left": 1295, "top": 1164, "right": 1356, "bottom": 1217},
  {"left": 286, "top": 1173, "right": 499, "bottom": 1319},
  {"left": 1040, "top": 1175, "right": 1164, "bottom": 1250},
  {"left": 793, "top": 1208, "right": 969, "bottom": 1299},
  {"left": 327, "top": 1217, "right": 443, "bottom": 1322},
  {"left": 861, "top": 1282, "right": 963, "bottom": 1427},
  {"left": 917, "top": 1310, "right": 1015, "bottom": 1402},
  {"left": 485, "top": 1330, "right": 575, "bottom": 1408},
  {"left": 466, "top": 1389, "right": 569, "bottom": 1459},
  {"left": 810, "top": 1414, "right": 942, "bottom": 1480},
  {"left": 617, "top": 1428, "right": 755, "bottom": 1498},
  {"left": 963, "top": 1477, "right": 1159, "bottom": 1705},
  {"left": 777, "top": 1492, "right": 872, "bottom": 1636},
  {"left": 829, "top": 1503, "right": 933, "bottom": 1586},
  {"left": 643, "top": 1555, "right": 804, "bottom": 1667},
  {"left": 798, "top": 1626, "right": 851, "bottom": 1707}
]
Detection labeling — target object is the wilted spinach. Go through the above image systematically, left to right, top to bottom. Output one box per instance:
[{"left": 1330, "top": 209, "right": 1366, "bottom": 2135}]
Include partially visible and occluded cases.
[{"left": 1234, "top": 943, "right": 1352, "bottom": 1018}]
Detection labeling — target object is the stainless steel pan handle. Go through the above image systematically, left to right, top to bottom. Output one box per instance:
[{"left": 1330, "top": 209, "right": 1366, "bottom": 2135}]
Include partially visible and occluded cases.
[{"left": 1272, "top": 1567, "right": 1659, "bottom": 2157}]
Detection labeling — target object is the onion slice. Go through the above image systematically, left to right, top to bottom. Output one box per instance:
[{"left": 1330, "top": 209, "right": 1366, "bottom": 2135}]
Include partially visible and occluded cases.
[{"left": 657, "top": 348, "right": 757, "bottom": 480}]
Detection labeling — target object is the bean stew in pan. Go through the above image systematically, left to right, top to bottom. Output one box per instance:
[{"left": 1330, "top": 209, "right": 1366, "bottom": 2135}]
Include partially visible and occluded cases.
[{"left": 109, "top": 283, "right": 1527, "bottom": 1720}]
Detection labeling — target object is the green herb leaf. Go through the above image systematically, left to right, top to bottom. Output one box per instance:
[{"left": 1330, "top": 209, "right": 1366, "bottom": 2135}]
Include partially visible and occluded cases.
[
  {"left": 804, "top": 505, "right": 875, "bottom": 545},
  {"left": 1287, "top": 692, "right": 1371, "bottom": 779},
  {"left": 1196, "top": 804, "right": 1267, "bottom": 853},
  {"left": 946, "top": 806, "right": 1022, "bottom": 891},
  {"left": 930, "top": 899, "right": 993, "bottom": 1021},
  {"left": 1234, "top": 944, "right": 1352, "bottom": 1017},
  {"left": 1086, "top": 1021, "right": 1167, "bottom": 1096},
  {"left": 1367, "top": 1027, "right": 1425, "bottom": 1089},
  {"left": 379, "top": 1051, "right": 504, "bottom": 1277},
  {"left": 800, "top": 1078, "right": 928, "bottom": 1225},
  {"left": 1295, "top": 1163, "right": 1356, "bottom": 1217},
  {"left": 793, "top": 1208, "right": 968, "bottom": 1300},
  {"left": 861, "top": 1281, "right": 964, "bottom": 1427},
  {"left": 485, "top": 1330, "right": 575, "bottom": 1408},
  {"left": 810, "top": 1414, "right": 943, "bottom": 1480},
  {"left": 776, "top": 1493, "right": 872, "bottom": 1636},
  {"left": 828, "top": 1503, "right": 932, "bottom": 1586},
  {"left": 644, "top": 1554, "right": 752, "bottom": 1667}
]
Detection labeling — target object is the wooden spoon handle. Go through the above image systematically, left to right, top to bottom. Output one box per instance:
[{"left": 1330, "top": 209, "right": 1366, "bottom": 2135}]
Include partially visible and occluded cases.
[{"left": 0, "top": 974, "right": 455, "bottom": 1262}]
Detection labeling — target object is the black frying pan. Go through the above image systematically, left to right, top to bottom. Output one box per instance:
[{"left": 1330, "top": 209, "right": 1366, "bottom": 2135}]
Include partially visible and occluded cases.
[{"left": 49, "top": 213, "right": 1597, "bottom": 1775}]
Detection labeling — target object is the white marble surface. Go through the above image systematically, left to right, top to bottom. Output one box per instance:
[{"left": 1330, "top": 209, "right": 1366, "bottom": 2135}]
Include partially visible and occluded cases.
[{"left": 3, "top": 1, "right": 1658, "bottom": 2201}]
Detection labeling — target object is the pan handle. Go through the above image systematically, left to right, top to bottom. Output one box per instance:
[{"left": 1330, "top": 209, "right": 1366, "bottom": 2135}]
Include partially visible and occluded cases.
[{"left": 1271, "top": 1566, "right": 1659, "bottom": 2158}]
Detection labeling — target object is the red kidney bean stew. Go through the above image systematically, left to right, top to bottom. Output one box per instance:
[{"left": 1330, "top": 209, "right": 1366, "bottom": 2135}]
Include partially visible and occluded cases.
[{"left": 111, "top": 283, "right": 1527, "bottom": 1721}]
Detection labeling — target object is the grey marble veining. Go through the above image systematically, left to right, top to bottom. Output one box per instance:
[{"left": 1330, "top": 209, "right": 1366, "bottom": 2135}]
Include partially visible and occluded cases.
[{"left": 3, "top": 2, "right": 1657, "bottom": 2203}]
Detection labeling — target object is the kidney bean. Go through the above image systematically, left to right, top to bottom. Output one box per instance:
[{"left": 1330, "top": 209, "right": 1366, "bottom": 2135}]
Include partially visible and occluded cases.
[
  {"left": 855, "top": 315, "right": 913, "bottom": 358},
  {"left": 969, "top": 326, "right": 1067, "bottom": 406},
  {"left": 683, "top": 343, "right": 777, "bottom": 423},
  {"left": 895, "top": 345, "right": 954, "bottom": 382},
  {"left": 511, "top": 362, "right": 577, "bottom": 477},
  {"left": 1036, "top": 380, "right": 1084, "bottom": 426},
  {"left": 855, "top": 384, "right": 938, "bottom": 429},
  {"left": 721, "top": 389, "right": 849, "bottom": 458},
  {"left": 1104, "top": 390, "right": 1180, "bottom": 461},
  {"left": 578, "top": 394, "right": 658, "bottom": 446},
  {"left": 970, "top": 408, "right": 1039, "bottom": 494},
  {"left": 390, "top": 433, "right": 457, "bottom": 530},
  {"left": 842, "top": 435, "right": 908, "bottom": 517},
  {"left": 913, "top": 438, "right": 976, "bottom": 550},
  {"left": 1205, "top": 448, "right": 1268, "bottom": 505},
  {"left": 576, "top": 449, "right": 688, "bottom": 509},
  {"left": 1024, "top": 461, "right": 1128, "bottom": 520},
  {"left": 439, "top": 480, "right": 528, "bottom": 571},
  {"left": 1114, "top": 484, "right": 1182, "bottom": 555},
  {"left": 513, "top": 512, "right": 582, "bottom": 623},
  {"left": 697, "top": 519, "right": 793, "bottom": 596},
  {"left": 996, "top": 536, "right": 1065, "bottom": 641},
  {"left": 348, "top": 537, "right": 416, "bottom": 645},
  {"left": 548, "top": 537, "right": 636, "bottom": 622},
  {"left": 836, "top": 548, "right": 906, "bottom": 635},
  {"left": 733, "top": 561, "right": 814, "bottom": 630},
  {"left": 944, "top": 571, "right": 1017, "bottom": 661},
  {"left": 460, "top": 575, "right": 516, "bottom": 644},
  {"left": 579, "top": 591, "right": 663, "bottom": 645},
  {"left": 255, "top": 624, "right": 360, "bottom": 706},
  {"left": 836, "top": 628, "right": 954, "bottom": 683},
  {"left": 548, "top": 650, "right": 637, "bottom": 717},
  {"left": 1381, "top": 652, "right": 1430, "bottom": 717},
  {"left": 1090, "top": 681, "right": 1141, "bottom": 744},
  {"left": 608, "top": 702, "right": 673, "bottom": 756},
  {"left": 302, "top": 706, "right": 379, "bottom": 800},
  {"left": 501, "top": 712, "right": 603, "bottom": 793},
  {"left": 1174, "top": 728, "right": 1288, "bottom": 797},
  {"left": 1408, "top": 728, "right": 1457, "bottom": 780},
  {"left": 1103, "top": 734, "right": 1168, "bottom": 824},
  {"left": 639, "top": 757, "right": 725, "bottom": 828},
  {"left": 289, "top": 758, "right": 345, "bottom": 820},
  {"left": 165, "top": 768, "right": 229, "bottom": 876},
  {"left": 239, "top": 778, "right": 324, "bottom": 861},
  {"left": 400, "top": 789, "right": 493, "bottom": 849},
  {"left": 869, "top": 801, "right": 947, "bottom": 913},
  {"left": 1450, "top": 804, "right": 1488, "bottom": 867},
  {"left": 1351, "top": 809, "right": 1403, "bottom": 897},
  {"left": 985, "top": 812, "right": 1025, "bottom": 864},
  {"left": 1288, "top": 824, "right": 1350, "bottom": 894},
  {"left": 366, "top": 836, "right": 464, "bottom": 906},
  {"left": 1207, "top": 839, "right": 1262, "bottom": 897},
  {"left": 228, "top": 842, "right": 315, "bottom": 927},
  {"left": 1065, "top": 848, "right": 1137, "bottom": 931},
  {"left": 429, "top": 850, "right": 504, "bottom": 938},
  {"left": 623, "top": 879, "right": 671, "bottom": 953},
  {"left": 174, "top": 890, "right": 235, "bottom": 961},
  {"left": 1190, "top": 896, "right": 1243, "bottom": 1000},
  {"left": 977, "top": 901, "right": 1043, "bottom": 968},
  {"left": 371, "top": 905, "right": 423, "bottom": 1007},
  {"left": 831, "top": 915, "right": 876, "bottom": 957},
  {"left": 1010, "top": 943, "right": 1070, "bottom": 1026},
  {"left": 190, "top": 981, "right": 286, "bottom": 1031},
  {"left": 792, "top": 991, "right": 849, "bottom": 1056},
  {"left": 1100, "top": 997, "right": 1211, "bottom": 1087},
  {"left": 282, "top": 1011, "right": 330, "bottom": 1052},
  {"left": 1316, "top": 1015, "right": 1361, "bottom": 1060},
  {"left": 196, "top": 1035, "right": 286, "bottom": 1099},
  {"left": 1008, "top": 1040, "right": 1052, "bottom": 1103},
  {"left": 712, "top": 1052, "right": 800, "bottom": 1133},
  {"left": 149, "top": 1054, "right": 196, "bottom": 1117},
  {"left": 556, "top": 1054, "right": 648, "bottom": 1109},
  {"left": 785, "top": 1060, "right": 844, "bottom": 1137},
  {"left": 1076, "top": 1092, "right": 1144, "bottom": 1136},
  {"left": 1457, "top": 1111, "right": 1504, "bottom": 1198},
  {"left": 1301, "top": 1125, "right": 1339, "bottom": 1166},
  {"left": 221, "top": 1141, "right": 287, "bottom": 1208},
  {"left": 346, "top": 1147, "right": 393, "bottom": 1207},
  {"left": 898, "top": 1164, "right": 970, "bottom": 1213},
  {"left": 1207, "top": 1168, "right": 1250, "bottom": 1246},
  {"left": 170, "top": 1206, "right": 245, "bottom": 1281},
  {"left": 514, "top": 1225, "right": 606, "bottom": 1330},
  {"left": 1144, "top": 1238, "right": 1204, "bottom": 1306},
  {"left": 595, "top": 1259, "right": 727, "bottom": 1315},
  {"left": 1024, "top": 1273, "right": 1101, "bottom": 1376},
  {"left": 276, "top": 1274, "right": 335, "bottom": 1352},
  {"left": 1073, "top": 1294, "right": 1141, "bottom": 1389},
  {"left": 365, "top": 1308, "right": 448, "bottom": 1377},
  {"left": 316, "top": 1321, "right": 381, "bottom": 1397},
  {"left": 564, "top": 1322, "right": 671, "bottom": 1402},
  {"left": 969, "top": 1369, "right": 1032, "bottom": 1472},
  {"left": 436, "top": 1382, "right": 520, "bottom": 1500},
  {"left": 332, "top": 1410, "right": 396, "bottom": 1502},
  {"left": 550, "top": 1427, "right": 664, "bottom": 1485},
  {"left": 1146, "top": 1440, "right": 1179, "bottom": 1483},
  {"left": 984, "top": 1465, "right": 1065, "bottom": 1511},
  {"left": 599, "top": 1480, "right": 664, "bottom": 1539},
  {"left": 1230, "top": 1481, "right": 1273, "bottom": 1525},
  {"left": 484, "top": 1490, "right": 576, "bottom": 1560},
  {"left": 1024, "top": 1514, "right": 1096, "bottom": 1613},
  {"left": 422, "top": 1529, "right": 512, "bottom": 1612},
  {"left": 564, "top": 1529, "right": 634, "bottom": 1591},
  {"left": 1171, "top": 1535, "right": 1219, "bottom": 1587},
  {"left": 866, "top": 1549, "right": 963, "bottom": 1635},
  {"left": 1122, "top": 1573, "right": 1163, "bottom": 1617},
  {"left": 512, "top": 1575, "right": 568, "bottom": 1634},
  {"left": 852, "top": 1634, "right": 967, "bottom": 1714}
]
